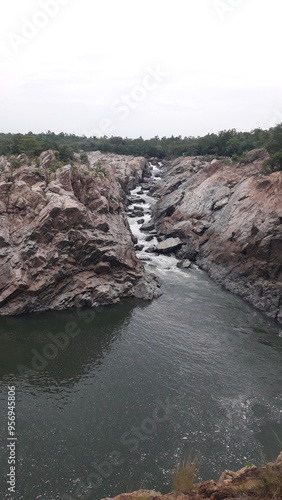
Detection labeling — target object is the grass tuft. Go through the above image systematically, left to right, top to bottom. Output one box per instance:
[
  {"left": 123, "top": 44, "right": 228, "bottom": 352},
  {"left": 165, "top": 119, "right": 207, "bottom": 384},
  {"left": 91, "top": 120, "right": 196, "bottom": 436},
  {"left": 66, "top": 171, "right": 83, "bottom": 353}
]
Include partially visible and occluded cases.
[
  {"left": 171, "top": 455, "right": 198, "bottom": 493},
  {"left": 258, "top": 463, "right": 282, "bottom": 499}
]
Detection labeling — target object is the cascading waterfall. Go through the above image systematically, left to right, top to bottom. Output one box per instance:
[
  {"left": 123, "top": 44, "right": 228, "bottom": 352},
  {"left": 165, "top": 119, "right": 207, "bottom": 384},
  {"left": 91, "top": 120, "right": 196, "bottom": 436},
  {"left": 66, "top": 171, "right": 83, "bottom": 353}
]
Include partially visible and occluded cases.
[{"left": 127, "top": 162, "right": 181, "bottom": 274}]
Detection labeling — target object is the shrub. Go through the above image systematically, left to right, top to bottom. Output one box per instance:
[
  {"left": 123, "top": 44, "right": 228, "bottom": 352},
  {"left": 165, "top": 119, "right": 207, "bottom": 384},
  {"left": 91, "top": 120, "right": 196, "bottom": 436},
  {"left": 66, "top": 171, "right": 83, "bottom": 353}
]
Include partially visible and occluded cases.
[
  {"left": 80, "top": 152, "right": 90, "bottom": 166},
  {"left": 262, "top": 152, "right": 282, "bottom": 174},
  {"left": 237, "top": 153, "right": 249, "bottom": 165},
  {"left": 8, "top": 156, "right": 21, "bottom": 169},
  {"left": 34, "top": 157, "right": 40, "bottom": 168},
  {"left": 222, "top": 158, "right": 234, "bottom": 166},
  {"left": 50, "top": 161, "right": 63, "bottom": 172},
  {"left": 94, "top": 163, "right": 110, "bottom": 178},
  {"left": 5, "top": 175, "right": 14, "bottom": 183},
  {"left": 226, "top": 179, "right": 235, "bottom": 188},
  {"left": 171, "top": 455, "right": 198, "bottom": 493},
  {"left": 258, "top": 463, "right": 282, "bottom": 499},
  {"left": 234, "top": 478, "right": 262, "bottom": 497}
]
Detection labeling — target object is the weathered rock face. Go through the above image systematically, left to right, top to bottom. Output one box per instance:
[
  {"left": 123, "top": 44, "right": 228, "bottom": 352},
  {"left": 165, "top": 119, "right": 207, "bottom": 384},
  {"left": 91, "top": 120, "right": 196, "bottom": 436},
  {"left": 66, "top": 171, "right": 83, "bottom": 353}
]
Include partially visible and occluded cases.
[
  {"left": 86, "top": 151, "right": 151, "bottom": 192},
  {"left": 0, "top": 152, "right": 160, "bottom": 315},
  {"left": 153, "top": 152, "right": 282, "bottom": 322},
  {"left": 99, "top": 453, "right": 282, "bottom": 500}
]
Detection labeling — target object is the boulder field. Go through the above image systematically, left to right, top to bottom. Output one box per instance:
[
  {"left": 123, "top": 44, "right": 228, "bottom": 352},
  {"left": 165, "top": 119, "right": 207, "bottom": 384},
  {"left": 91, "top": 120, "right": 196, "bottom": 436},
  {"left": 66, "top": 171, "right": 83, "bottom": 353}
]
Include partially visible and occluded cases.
[
  {"left": 153, "top": 150, "right": 282, "bottom": 322},
  {"left": 0, "top": 151, "right": 160, "bottom": 315}
]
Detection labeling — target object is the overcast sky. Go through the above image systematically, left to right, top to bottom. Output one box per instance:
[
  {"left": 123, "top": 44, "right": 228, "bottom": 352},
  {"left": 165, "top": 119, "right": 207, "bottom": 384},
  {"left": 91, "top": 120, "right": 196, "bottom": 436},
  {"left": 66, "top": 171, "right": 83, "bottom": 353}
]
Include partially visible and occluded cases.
[{"left": 0, "top": 0, "right": 281, "bottom": 139}]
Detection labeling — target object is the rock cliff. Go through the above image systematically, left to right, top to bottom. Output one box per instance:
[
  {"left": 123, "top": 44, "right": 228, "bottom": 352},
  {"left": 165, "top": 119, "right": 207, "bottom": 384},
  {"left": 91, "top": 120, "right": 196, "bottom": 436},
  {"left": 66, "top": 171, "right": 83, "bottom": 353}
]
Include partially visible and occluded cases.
[
  {"left": 153, "top": 151, "right": 282, "bottom": 322},
  {"left": 0, "top": 152, "right": 160, "bottom": 315},
  {"left": 100, "top": 452, "right": 282, "bottom": 500}
]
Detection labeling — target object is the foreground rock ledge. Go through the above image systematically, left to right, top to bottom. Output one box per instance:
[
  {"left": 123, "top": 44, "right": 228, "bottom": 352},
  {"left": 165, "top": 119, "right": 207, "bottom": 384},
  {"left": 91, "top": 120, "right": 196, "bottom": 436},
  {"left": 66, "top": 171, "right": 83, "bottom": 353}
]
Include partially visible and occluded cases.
[
  {"left": 0, "top": 152, "right": 160, "bottom": 315},
  {"left": 101, "top": 452, "right": 282, "bottom": 500}
]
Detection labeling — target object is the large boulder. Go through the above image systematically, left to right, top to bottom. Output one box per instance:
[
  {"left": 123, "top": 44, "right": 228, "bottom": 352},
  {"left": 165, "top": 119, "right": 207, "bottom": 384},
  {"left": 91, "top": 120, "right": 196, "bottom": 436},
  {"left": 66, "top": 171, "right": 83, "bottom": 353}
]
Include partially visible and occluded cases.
[{"left": 156, "top": 237, "right": 183, "bottom": 253}]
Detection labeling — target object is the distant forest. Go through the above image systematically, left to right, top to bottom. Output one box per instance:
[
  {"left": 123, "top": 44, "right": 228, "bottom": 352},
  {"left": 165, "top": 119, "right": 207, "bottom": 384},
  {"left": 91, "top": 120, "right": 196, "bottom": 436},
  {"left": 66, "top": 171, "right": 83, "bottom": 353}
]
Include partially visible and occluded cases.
[{"left": 0, "top": 124, "right": 282, "bottom": 172}]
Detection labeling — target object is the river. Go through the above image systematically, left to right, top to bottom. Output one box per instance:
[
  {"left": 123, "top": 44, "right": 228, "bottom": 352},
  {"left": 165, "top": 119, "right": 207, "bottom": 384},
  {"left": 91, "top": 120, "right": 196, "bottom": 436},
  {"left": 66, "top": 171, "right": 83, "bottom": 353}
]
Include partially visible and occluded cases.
[{"left": 0, "top": 164, "right": 282, "bottom": 500}]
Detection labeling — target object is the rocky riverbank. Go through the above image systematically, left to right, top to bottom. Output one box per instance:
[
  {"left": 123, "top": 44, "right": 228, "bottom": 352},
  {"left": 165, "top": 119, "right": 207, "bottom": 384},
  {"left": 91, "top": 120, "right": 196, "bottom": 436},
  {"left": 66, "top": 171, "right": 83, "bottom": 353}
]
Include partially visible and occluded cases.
[
  {"left": 152, "top": 150, "right": 282, "bottom": 322},
  {"left": 0, "top": 151, "right": 160, "bottom": 315},
  {"left": 101, "top": 453, "right": 282, "bottom": 500}
]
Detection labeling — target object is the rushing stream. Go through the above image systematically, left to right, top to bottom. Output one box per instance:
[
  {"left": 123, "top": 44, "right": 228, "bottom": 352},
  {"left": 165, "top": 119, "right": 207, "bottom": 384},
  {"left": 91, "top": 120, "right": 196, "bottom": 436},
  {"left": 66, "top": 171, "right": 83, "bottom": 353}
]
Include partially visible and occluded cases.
[{"left": 0, "top": 164, "right": 282, "bottom": 500}]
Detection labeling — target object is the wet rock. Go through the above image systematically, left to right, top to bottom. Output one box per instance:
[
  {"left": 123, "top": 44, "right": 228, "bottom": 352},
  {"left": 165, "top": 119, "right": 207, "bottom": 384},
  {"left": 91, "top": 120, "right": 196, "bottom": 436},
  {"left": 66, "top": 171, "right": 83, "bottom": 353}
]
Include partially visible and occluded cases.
[
  {"left": 140, "top": 183, "right": 150, "bottom": 190},
  {"left": 149, "top": 185, "right": 161, "bottom": 196},
  {"left": 127, "top": 197, "right": 137, "bottom": 205},
  {"left": 132, "top": 210, "right": 145, "bottom": 217},
  {"left": 137, "top": 219, "right": 145, "bottom": 225},
  {"left": 140, "top": 221, "right": 155, "bottom": 232},
  {"left": 157, "top": 237, "right": 183, "bottom": 254},
  {"left": 176, "top": 241, "right": 199, "bottom": 262},
  {"left": 135, "top": 244, "right": 145, "bottom": 251},
  {"left": 145, "top": 245, "right": 157, "bottom": 253},
  {"left": 177, "top": 259, "right": 191, "bottom": 269},
  {"left": 131, "top": 273, "right": 161, "bottom": 300}
]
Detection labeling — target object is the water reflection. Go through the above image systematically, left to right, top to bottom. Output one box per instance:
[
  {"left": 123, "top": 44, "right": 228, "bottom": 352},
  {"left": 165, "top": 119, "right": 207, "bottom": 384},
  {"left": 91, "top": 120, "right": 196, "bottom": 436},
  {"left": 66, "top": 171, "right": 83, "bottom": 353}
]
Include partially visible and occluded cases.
[
  {"left": 0, "top": 271, "right": 281, "bottom": 500},
  {"left": 0, "top": 299, "right": 150, "bottom": 387}
]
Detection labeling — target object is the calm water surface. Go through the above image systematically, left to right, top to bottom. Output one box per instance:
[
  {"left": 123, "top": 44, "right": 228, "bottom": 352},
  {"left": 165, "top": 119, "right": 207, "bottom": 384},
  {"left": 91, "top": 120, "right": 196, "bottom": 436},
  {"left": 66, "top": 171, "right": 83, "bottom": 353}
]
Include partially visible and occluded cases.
[{"left": 0, "top": 266, "right": 282, "bottom": 500}]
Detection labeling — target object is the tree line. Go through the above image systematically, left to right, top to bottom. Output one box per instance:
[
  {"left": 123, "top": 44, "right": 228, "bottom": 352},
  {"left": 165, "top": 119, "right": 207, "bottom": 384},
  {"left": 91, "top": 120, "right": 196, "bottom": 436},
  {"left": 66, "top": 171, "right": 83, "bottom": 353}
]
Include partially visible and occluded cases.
[{"left": 0, "top": 125, "right": 281, "bottom": 172}]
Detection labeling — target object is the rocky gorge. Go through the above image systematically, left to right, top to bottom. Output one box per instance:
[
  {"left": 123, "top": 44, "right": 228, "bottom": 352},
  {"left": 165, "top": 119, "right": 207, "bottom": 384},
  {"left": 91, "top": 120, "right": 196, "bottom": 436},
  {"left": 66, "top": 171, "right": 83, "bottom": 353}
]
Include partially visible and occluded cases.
[
  {"left": 0, "top": 148, "right": 281, "bottom": 322},
  {"left": 0, "top": 150, "right": 282, "bottom": 500},
  {"left": 150, "top": 150, "right": 282, "bottom": 323},
  {"left": 0, "top": 151, "right": 160, "bottom": 315}
]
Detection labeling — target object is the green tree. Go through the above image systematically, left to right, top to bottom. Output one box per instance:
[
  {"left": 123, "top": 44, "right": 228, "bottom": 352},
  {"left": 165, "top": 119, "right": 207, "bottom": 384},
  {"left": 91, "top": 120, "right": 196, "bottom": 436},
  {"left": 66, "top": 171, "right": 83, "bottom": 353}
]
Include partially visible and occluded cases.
[{"left": 18, "top": 134, "right": 41, "bottom": 157}]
